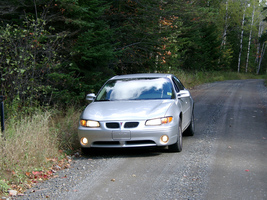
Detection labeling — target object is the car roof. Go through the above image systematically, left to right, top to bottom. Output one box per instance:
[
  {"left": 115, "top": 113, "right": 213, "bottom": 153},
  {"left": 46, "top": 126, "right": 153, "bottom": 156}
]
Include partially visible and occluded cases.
[{"left": 110, "top": 73, "right": 173, "bottom": 80}]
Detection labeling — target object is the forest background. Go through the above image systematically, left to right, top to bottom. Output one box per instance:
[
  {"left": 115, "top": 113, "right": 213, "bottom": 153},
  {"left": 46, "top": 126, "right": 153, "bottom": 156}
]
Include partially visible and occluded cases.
[
  {"left": 0, "top": 0, "right": 267, "bottom": 194},
  {"left": 1, "top": 0, "right": 267, "bottom": 110}
]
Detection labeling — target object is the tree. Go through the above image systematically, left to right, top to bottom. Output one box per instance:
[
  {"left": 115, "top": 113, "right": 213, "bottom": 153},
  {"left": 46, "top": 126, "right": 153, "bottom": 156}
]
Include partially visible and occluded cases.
[
  {"left": 0, "top": 0, "right": 85, "bottom": 109},
  {"left": 50, "top": 0, "right": 118, "bottom": 93},
  {"left": 105, "top": 0, "right": 166, "bottom": 73},
  {"left": 218, "top": 0, "right": 266, "bottom": 73},
  {"left": 170, "top": 1, "right": 222, "bottom": 71},
  {"left": 237, "top": 1, "right": 248, "bottom": 73},
  {"left": 245, "top": 2, "right": 256, "bottom": 73},
  {"left": 256, "top": 2, "right": 267, "bottom": 74},
  {"left": 0, "top": 17, "right": 65, "bottom": 110},
  {"left": 257, "top": 32, "right": 267, "bottom": 74}
]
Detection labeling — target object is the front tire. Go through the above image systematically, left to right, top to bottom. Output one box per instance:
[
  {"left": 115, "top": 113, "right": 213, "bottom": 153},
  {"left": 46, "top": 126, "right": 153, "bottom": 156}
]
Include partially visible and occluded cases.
[
  {"left": 185, "top": 110, "right": 195, "bottom": 136},
  {"left": 168, "top": 121, "right": 183, "bottom": 152}
]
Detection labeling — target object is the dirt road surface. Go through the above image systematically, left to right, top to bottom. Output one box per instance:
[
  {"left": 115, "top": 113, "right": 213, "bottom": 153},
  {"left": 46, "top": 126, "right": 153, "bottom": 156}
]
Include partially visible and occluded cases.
[{"left": 22, "top": 79, "right": 267, "bottom": 200}]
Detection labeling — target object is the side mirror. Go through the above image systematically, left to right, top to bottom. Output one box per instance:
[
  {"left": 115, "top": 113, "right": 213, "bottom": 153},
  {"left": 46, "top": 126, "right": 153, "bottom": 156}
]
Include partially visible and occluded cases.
[
  {"left": 177, "top": 90, "right": 190, "bottom": 98},
  {"left": 86, "top": 93, "right": 96, "bottom": 101}
]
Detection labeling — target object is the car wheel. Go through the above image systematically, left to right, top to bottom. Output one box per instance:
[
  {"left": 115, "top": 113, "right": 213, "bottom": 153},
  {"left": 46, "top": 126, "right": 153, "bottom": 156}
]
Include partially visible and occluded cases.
[
  {"left": 185, "top": 110, "right": 195, "bottom": 136},
  {"left": 168, "top": 120, "right": 183, "bottom": 152}
]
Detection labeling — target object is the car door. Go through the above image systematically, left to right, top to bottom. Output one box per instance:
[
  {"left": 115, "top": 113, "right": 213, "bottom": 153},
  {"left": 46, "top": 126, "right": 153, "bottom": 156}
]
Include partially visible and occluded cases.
[{"left": 172, "top": 76, "right": 191, "bottom": 130}]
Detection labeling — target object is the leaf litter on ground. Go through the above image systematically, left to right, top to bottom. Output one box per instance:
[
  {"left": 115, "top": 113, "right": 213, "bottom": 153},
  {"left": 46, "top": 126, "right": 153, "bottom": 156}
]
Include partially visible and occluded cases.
[{"left": 1, "top": 154, "right": 73, "bottom": 198}]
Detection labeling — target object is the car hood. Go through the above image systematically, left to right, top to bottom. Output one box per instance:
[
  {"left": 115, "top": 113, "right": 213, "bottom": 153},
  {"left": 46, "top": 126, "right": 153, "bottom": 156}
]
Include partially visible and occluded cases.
[{"left": 81, "top": 100, "right": 174, "bottom": 121}]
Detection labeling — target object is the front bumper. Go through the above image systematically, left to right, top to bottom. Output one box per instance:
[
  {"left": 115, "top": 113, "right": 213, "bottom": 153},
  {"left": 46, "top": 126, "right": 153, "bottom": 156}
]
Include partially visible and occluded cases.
[{"left": 78, "top": 120, "right": 179, "bottom": 148}]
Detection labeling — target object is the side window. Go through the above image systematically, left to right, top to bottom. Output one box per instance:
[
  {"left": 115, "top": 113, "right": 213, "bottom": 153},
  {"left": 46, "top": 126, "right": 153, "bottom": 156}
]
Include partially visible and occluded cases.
[
  {"left": 173, "top": 76, "right": 185, "bottom": 90},
  {"left": 172, "top": 77, "right": 180, "bottom": 92},
  {"left": 177, "top": 79, "right": 185, "bottom": 90}
]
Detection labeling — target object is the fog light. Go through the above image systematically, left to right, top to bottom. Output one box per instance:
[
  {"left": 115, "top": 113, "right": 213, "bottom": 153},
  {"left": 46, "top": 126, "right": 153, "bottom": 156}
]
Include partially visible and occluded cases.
[
  {"left": 160, "top": 135, "right": 169, "bottom": 144},
  {"left": 81, "top": 137, "right": 88, "bottom": 145}
]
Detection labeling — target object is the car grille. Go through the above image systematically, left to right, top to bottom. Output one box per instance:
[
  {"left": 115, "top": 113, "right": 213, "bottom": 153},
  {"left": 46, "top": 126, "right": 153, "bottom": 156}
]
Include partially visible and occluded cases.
[
  {"left": 105, "top": 122, "right": 139, "bottom": 129},
  {"left": 106, "top": 122, "right": 120, "bottom": 128},
  {"left": 124, "top": 122, "right": 139, "bottom": 128}
]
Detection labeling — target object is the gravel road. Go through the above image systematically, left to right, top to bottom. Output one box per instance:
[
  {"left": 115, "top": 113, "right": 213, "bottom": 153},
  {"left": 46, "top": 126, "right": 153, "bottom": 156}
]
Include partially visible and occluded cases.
[{"left": 18, "top": 79, "right": 267, "bottom": 200}]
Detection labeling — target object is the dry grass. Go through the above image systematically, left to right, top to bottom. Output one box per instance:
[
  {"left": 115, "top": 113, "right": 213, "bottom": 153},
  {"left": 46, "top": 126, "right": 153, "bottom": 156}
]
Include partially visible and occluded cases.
[
  {"left": 49, "top": 107, "right": 81, "bottom": 152},
  {"left": 0, "top": 108, "right": 81, "bottom": 194},
  {"left": 0, "top": 111, "right": 61, "bottom": 192}
]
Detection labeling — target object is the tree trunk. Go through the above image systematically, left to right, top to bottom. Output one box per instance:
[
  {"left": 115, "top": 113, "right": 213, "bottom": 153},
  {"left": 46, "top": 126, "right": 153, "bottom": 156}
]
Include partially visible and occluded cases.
[
  {"left": 221, "top": 0, "right": 229, "bottom": 49},
  {"left": 245, "top": 4, "right": 255, "bottom": 73},
  {"left": 238, "top": 11, "right": 246, "bottom": 73},
  {"left": 255, "top": 21, "right": 264, "bottom": 64},
  {"left": 257, "top": 43, "right": 266, "bottom": 74}
]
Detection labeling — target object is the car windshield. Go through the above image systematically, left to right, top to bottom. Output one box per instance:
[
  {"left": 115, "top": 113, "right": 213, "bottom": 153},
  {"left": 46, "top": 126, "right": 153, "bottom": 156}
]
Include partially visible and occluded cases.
[{"left": 96, "top": 78, "right": 175, "bottom": 101}]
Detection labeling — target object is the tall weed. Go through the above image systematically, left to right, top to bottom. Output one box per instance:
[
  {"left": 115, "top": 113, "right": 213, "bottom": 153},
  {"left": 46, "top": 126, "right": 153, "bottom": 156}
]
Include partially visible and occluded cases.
[
  {"left": 50, "top": 107, "right": 81, "bottom": 153},
  {"left": 0, "top": 111, "right": 60, "bottom": 191}
]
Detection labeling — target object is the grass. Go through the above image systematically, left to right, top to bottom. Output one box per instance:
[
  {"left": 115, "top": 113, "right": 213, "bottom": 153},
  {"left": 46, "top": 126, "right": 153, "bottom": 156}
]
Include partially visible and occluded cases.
[
  {"left": 0, "top": 70, "right": 266, "bottom": 196},
  {"left": 49, "top": 107, "right": 81, "bottom": 152},
  {"left": 0, "top": 108, "right": 81, "bottom": 195},
  {"left": 0, "top": 111, "right": 62, "bottom": 194}
]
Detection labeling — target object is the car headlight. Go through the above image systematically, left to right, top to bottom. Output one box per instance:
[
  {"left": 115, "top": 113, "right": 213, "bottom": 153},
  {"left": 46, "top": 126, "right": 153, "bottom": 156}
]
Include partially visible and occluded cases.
[
  {"left": 145, "top": 117, "right": 173, "bottom": 126},
  {"left": 80, "top": 120, "right": 100, "bottom": 128}
]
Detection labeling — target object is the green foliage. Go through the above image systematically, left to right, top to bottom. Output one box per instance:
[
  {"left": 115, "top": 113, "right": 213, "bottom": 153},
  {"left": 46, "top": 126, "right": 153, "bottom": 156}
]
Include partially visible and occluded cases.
[
  {"left": 0, "top": 0, "right": 266, "bottom": 115},
  {"left": 55, "top": 0, "right": 117, "bottom": 93},
  {"left": 105, "top": 0, "right": 173, "bottom": 73},
  {"left": 216, "top": 0, "right": 265, "bottom": 72},
  {"left": 161, "top": 1, "right": 223, "bottom": 71},
  {"left": 0, "top": 2, "right": 86, "bottom": 110},
  {"left": 0, "top": 17, "right": 65, "bottom": 110},
  {"left": 182, "top": 22, "right": 222, "bottom": 70},
  {"left": 49, "top": 106, "right": 81, "bottom": 151},
  {"left": 0, "top": 180, "right": 10, "bottom": 193}
]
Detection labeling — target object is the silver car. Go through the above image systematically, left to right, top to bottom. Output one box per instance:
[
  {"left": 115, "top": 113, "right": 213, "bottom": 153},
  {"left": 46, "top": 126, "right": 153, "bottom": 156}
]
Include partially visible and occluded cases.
[{"left": 78, "top": 73, "right": 194, "bottom": 152}]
